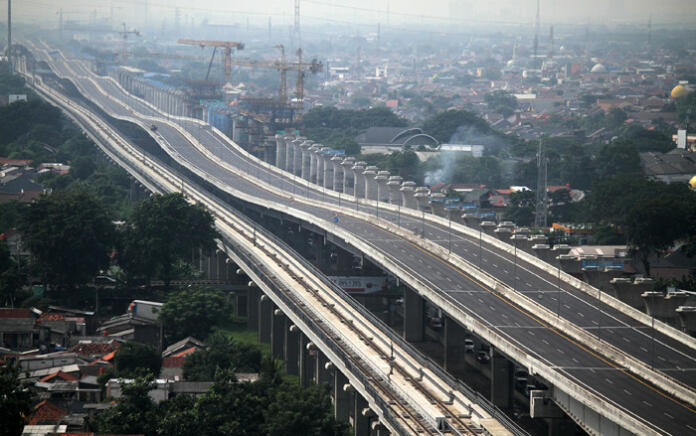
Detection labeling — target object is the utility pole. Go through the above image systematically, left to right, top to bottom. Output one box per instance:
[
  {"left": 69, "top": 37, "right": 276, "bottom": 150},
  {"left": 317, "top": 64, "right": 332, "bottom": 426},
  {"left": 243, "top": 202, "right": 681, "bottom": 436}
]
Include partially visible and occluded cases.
[
  {"left": 6, "top": 0, "right": 11, "bottom": 67},
  {"left": 532, "top": 0, "right": 540, "bottom": 69},
  {"left": 534, "top": 139, "right": 548, "bottom": 229}
]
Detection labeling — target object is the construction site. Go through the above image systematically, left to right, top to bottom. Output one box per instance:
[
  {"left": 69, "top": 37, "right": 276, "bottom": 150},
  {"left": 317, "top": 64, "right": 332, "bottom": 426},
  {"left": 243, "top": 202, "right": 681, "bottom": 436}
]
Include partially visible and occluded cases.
[{"left": 57, "top": 2, "right": 322, "bottom": 160}]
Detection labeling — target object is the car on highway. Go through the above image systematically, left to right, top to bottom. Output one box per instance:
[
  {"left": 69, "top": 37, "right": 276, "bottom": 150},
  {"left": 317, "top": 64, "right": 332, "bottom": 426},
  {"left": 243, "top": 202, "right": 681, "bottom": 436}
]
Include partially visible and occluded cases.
[
  {"left": 150, "top": 124, "right": 158, "bottom": 131},
  {"left": 464, "top": 338, "right": 475, "bottom": 352}
]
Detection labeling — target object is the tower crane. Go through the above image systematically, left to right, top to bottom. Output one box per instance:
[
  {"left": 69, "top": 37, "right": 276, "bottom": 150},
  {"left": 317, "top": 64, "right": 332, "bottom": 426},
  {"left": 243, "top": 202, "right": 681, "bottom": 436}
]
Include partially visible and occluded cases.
[{"left": 177, "top": 39, "right": 245, "bottom": 83}]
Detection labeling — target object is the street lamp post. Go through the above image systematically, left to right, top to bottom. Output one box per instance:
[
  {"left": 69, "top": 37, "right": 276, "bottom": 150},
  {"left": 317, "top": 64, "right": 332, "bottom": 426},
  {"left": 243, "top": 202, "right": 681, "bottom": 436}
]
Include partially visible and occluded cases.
[
  {"left": 447, "top": 209, "right": 453, "bottom": 254},
  {"left": 478, "top": 226, "right": 482, "bottom": 270},
  {"left": 513, "top": 238, "right": 518, "bottom": 291},
  {"left": 557, "top": 260, "right": 562, "bottom": 317}
]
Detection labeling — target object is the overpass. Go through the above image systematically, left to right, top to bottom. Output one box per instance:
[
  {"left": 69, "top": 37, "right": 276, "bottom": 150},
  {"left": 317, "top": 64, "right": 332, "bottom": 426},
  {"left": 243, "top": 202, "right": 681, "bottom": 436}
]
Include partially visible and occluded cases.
[
  {"left": 18, "top": 41, "right": 696, "bottom": 435},
  {"left": 21, "top": 62, "right": 521, "bottom": 436}
]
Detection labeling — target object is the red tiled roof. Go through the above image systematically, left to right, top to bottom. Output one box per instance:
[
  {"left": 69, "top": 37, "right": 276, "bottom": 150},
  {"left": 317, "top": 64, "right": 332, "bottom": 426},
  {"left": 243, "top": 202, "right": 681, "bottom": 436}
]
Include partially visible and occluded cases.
[
  {"left": 0, "top": 157, "right": 32, "bottom": 166},
  {"left": 495, "top": 189, "right": 514, "bottom": 195},
  {"left": 0, "top": 308, "right": 33, "bottom": 318},
  {"left": 38, "top": 313, "right": 66, "bottom": 322},
  {"left": 70, "top": 341, "right": 120, "bottom": 356},
  {"left": 172, "top": 347, "right": 197, "bottom": 358},
  {"left": 102, "top": 351, "right": 116, "bottom": 361},
  {"left": 162, "top": 356, "right": 187, "bottom": 368},
  {"left": 40, "top": 370, "right": 79, "bottom": 383},
  {"left": 28, "top": 400, "right": 67, "bottom": 425}
]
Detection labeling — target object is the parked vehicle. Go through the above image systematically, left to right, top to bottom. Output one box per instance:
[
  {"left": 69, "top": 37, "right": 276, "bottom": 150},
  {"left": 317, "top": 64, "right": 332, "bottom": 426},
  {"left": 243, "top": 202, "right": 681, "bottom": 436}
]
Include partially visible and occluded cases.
[{"left": 464, "top": 338, "right": 475, "bottom": 352}]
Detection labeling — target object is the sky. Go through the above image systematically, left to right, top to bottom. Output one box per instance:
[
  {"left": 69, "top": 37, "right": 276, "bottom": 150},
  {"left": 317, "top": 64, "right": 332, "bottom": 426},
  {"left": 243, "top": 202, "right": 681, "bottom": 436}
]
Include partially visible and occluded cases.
[{"left": 5, "top": 0, "right": 696, "bottom": 29}]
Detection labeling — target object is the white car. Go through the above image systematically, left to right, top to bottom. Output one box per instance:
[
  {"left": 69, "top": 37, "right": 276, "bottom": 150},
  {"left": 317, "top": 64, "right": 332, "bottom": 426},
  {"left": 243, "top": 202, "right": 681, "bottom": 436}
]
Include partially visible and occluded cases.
[{"left": 464, "top": 338, "right": 475, "bottom": 352}]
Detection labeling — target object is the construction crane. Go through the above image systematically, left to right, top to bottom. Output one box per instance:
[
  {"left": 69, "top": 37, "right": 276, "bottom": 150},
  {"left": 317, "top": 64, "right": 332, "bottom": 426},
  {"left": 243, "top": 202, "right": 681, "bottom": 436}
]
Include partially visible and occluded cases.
[
  {"left": 118, "top": 23, "right": 140, "bottom": 61},
  {"left": 177, "top": 39, "right": 245, "bottom": 83}
]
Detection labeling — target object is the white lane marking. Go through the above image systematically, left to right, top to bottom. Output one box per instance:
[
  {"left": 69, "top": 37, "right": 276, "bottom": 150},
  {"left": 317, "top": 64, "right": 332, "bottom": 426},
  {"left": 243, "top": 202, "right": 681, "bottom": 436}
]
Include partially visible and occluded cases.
[
  {"left": 577, "top": 312, "right": 584, "bottom": 318},
  {"left": 605, "top": 378, "right": 613, "bottom": 384},
  {"left": 623, "top": 389, "right": 632, "bottom": 396},
  {"left": 664, "top": 412, "right": 674, "bottom": 419}
]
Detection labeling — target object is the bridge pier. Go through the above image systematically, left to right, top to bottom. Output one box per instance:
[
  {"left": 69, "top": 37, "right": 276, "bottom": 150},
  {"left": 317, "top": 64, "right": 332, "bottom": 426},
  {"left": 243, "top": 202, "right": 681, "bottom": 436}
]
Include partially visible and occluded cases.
[
  {"left": 275, "top": 135, "right": 286, "bottom": 170},
  {"left": 301, "top": 141, "right": 313, "bottom": 180},
  {"left": 321, "top": 152, "right": 333, "bottom": 190},
  {"left": 331, "top": 155, "right": 344, "bottom": 192},
  {"left": 341, "top": 158, "right": 356, "bottom": 195},
  {"left": 352, "top": 162, "right": 367, "bottom": 199},
  {"left": 363, "top": 166, "right": 378, "bottom": 201},
  {"left": 375, "top": 171, "right": 390, "bottom": 203},
  {"left": 386, "top": 176, "right": 403, "bottom": 205},
  {"left": 400, "top": 181, "right": 416, "bottom": 209},
  {"left": 246, "top": 286, "right": 260, "bottom": 330},
  {"left": 403, "top": 288, "right": 424, "bottom": 342},
  {"left": 258, "top": 295, "right": 272, "bottom": 344},
  {"left": 271, "top": 309, "right": 286, "bottom": 360},
  {"left": 443, "top": 316, "right": 468, "bottom": 372},
  {"left": 284, "top": 323, "right": 300, "bottom": 376},
  {"left": 300, "top": 335, "right": 315, "bottom": 387},
  {"left": 490, "top": 347, "right": 513, "bottom": 409},
  {"left": 315, "top": 352, "right": 333, "bottom": 385},
  {"left": 334, "top": 371, "right": 352, "bottom": 422},
  {"left": 353, "top": 394, "right": 371, "bottom": 436}
]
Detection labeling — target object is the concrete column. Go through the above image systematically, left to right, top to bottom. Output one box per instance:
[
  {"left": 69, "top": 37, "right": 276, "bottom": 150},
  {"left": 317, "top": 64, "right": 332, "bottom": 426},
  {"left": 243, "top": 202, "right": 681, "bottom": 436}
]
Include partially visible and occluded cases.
[
  {"left": 275, "top": 135, "right": 286, "bottom": 170},
  {"left": 286, "top": 137, "right": 297, "bottom": 174},
  {"left": 292, "top": 139, "right": 304, "bottom": 176},
  {"left": 301, "top": 141, "right": 314, "bottom": 180},
  {"left": 309, "top": 144, "right": 320, "bottom": 183},
  {"left": 322, "top": 153, "right": 334, "bottom": 190},
  {"left": 331, "top": 155, "right": 344, "bottom": 192},
  {"left": 341, "top": 158, "right": 356, "bottom": 195},
  {"left": 352, "top": 162, "right": 367, "bottom": 198},
  {"left": 363, "top": 166, "right": 378, "bottom": 200},
  {"left": 375, "top": 171, "right": 390, "bottom": 203},
  {"left": 386, "top": 176, "right": 403, "bottom": 205},
  {"left": 400, "top": 181, "right": 417, "bottom": 209},
  {"left": 429, "top": 192, "right": 446, "bottom": 217},
  {"left": 582, "top": 267, "right": 624, "bottom": 293},
  {"left": 609, "top": 277, "right": 653, "bottom": 309},
  {"left": 246, "top": 287, "right": 260, "bottom": 330},
  {"left": 403, "top": 288, "right": 425, "bottom": 342},
  {"left": 642, "top": 291, "right": 689, "bottom": 324},
  {"left": 258, "top": 295, "right": 272, "bottom": 344},
  {"left": 271, "top": 309, "right": 286, "bottom": 360},
  {"left": 443, "top": 316, "right": 468, "bottom": 372},
  {"left": 285, "top": 323, "right": 300, "bottom": 376},
  {"left": 300, "top": 335, "right": 315, "bottom": 387},
  {"left": 490, "top": 347, "right": 513, "bottom": 409},
  {"left": 315, "top": 352, "right": 333, "bottom": 385},
  {"left": 334, "top": 371, "right": 352, "bottom": 422},
  {"left": 353, "top": 394, "right": 371, "bottom": 436}
]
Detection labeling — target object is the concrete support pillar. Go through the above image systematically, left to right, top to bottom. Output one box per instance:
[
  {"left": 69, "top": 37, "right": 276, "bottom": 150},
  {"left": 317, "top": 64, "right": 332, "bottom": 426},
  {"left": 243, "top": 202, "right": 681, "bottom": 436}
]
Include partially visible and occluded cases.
[
  {"left": 275, "top": 135, "right": 286, "bottom": 170},
  {"left": 286, "top": 138, "right": 297, "bottom": 174},
  {"left": 292, "top": 139, "right": 305, "bottom": 176},
  {"left": 301, "top": 142, "right": 314, "bottom": 180},
  {"left": 309, "top": 145, "right": 320, "bottom": 183},
  {"left": 322, "top": 154, "right": 334, "bottom": 190},
  {"left": 331, "top": 156, "right": 344, "bottom": 192},
  {"left": 341, "top": 158, "right": 356, "bottom": 195},
  {"left": 352, "top": 162, "right": 367, "bottom": 199},
  {"left": 363, "top": 166, "right": 379, "bottom": 200},
  {"left": 375, "top": 171, "right": 390, "bottom": 202},
  {"left": 387, "top": 176, "right": 403, "bottom": 205},
  {"left": 400, "top": 181, "right": 417, "bottom": 209},
  {"left": 429, "top": 193, "right": 446, "bottom": 217},
  {"left": 217, "top": 254, "right": 228, "bottom": 281},
  {"left": 610, "top": 277, "right": 654, "bottom": 309},
  {"left": 246, "top": 287, "right": 260, "bottom": 330},
  {"left": 403, "top": 288, "right": 425, "bottom": 342},
  {"left": 642, "top": 291, "right": 689, "bottom": 324},
  {"left": 258, "top": 295, "right": 272, "bottom": 344},
  {"left": 271, "top": 309, "right": 286, "bottom": 360},
  {"left": 443, "top": 316, "right": 468, "bottom": 372},
  {"left": 285, "top": 323, "right": 300, "bottom": 376},
  {"left": 300, "top": 336, "right": 316, "bottom": 387},
  {"left": 490, "top": 347, "right": 514, "bottom": 409},
  {"left": 315, "top": 352, "right": 333, "bottom": 385},
  {"left": 334, "top": 371, "right": 351, "bottom": 422},
  {"left": 353, "top": 394, "right": 371, "bottom": 436}
]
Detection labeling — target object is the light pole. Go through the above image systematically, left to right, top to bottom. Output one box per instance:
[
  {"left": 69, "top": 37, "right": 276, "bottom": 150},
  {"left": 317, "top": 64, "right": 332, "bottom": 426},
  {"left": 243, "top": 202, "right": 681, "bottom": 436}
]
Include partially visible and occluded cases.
[
  {"left": 447, "top": 209, "right": 453, "bottom": 254},
  {"left": 478, "top": 226, "right": 482, "bottom": 270},
  {"left": 513, "top": 237, "right": 518, "bottom": 291},
  {"left": 557, "top": 259, "right": 562, "bottom": 317},
  {"left": 651, "top": 311, "right": 656, "bottom": 369}
]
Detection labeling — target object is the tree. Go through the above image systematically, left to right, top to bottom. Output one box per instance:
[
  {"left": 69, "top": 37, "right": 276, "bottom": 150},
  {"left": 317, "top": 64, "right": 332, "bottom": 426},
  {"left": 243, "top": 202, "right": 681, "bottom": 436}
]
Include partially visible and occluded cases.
[
  {"left": 484, "top": 90, "right": 518, "bottom": 117},
  {"left": 605, "top": 107, "right": 628, "bottom": 129},
  {"left": 421, "top": 109, "right": 496, "bottom": 144},
  {"left": 19, "top": 190, "right": 117, "bottom": 289},
  {"left": 504, "top": 190, "right": 536, "bottom": 226},
  {"left": 119, "top": 193, "right": 218, "bottom": 285},
  {"left": 0, "top": 241, "right": 26, "bottom": 307},
  {"left": 159, "top": 288, "right": 232, "bottom": 343},
  {"left": 183, "top": 334, "right": 262, "bottom": 381},
  {"left": 115, "top": 342, "right": 163, "bottom": 378},
  {"left": 0, "top": 363, "right": 32, "bottom": 436},
  {"left": 91, "top": 377, "right": 158, "bottom": 436},
  {"left": 263, "top": 382, "right": 349, "bottom": 436},
  {"left": 156, "top": 394, "right": 199, "bottom": 436}
]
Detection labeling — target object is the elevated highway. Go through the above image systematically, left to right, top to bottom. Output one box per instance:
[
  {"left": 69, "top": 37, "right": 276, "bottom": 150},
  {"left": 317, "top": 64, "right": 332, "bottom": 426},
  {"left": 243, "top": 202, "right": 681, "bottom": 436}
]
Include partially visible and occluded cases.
[
  {"left": 21, "top": 42, "right": 696, "bottom": 435},
  {"left": 25, "top": 68, "right": 518, "bottom": 436}
]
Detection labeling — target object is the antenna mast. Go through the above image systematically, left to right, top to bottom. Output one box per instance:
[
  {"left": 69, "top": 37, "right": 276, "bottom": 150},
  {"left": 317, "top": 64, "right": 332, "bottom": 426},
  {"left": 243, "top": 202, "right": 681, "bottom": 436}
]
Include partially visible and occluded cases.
[
  {"left": 533, "top": 0, "right": 540, "bottom": 68},
  {"left": 535, "top": 139, "right": 548, "bottom": 229}
]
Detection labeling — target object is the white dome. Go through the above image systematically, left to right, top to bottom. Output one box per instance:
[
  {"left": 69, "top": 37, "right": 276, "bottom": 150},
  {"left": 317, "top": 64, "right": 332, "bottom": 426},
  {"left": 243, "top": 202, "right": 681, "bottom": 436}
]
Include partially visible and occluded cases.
[{"left": 591, "top": 63, "right": 607, "bottom": 73}]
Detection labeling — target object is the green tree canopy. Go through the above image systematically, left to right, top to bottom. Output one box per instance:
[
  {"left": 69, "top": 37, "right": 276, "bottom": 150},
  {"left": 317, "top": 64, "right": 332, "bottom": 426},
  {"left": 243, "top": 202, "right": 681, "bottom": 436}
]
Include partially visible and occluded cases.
[
  {"left": 484, "top": 90, "right": 518, "bottom": 117},
  {"left": 420, "top": 109, "right": 495, "bottom": 144},
  {"left": 19, "top": 190, "right": 117, "bottom": 289},
  {"left": 504, "top": 190, "right": 536, "bottom": 226},
  {"left": 119, "top": 193, "right": 218, "bottom": 285},
  {"left": 0, "top": 240, "right": 26, "bottom": 307},
  {"left": 159, "top": 287, "right": 232, "bottom": 343},
  {"left": 183, "top": 334, "right": 262, "bottom": 381},
  {"left": 115, "top": 342, "right": 163, "bottom": 378},
  {"left": 0, "top": 363, "right": 32, "bottom": 436},
  {"left": 91, "top": 376, "right": 158, "bottom": 436}
]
